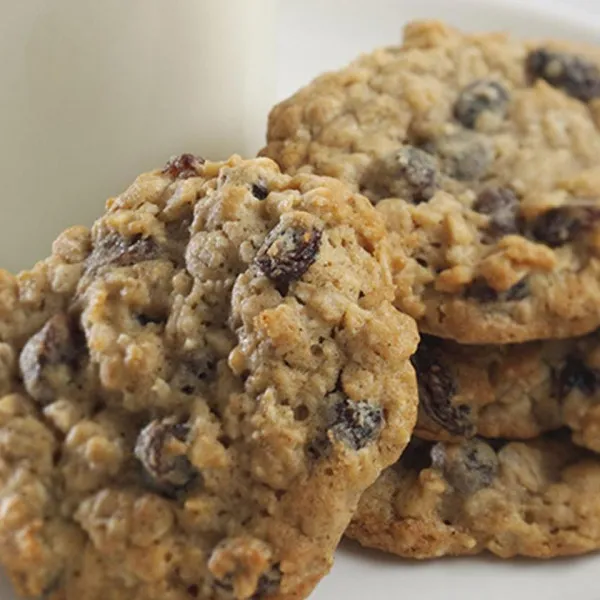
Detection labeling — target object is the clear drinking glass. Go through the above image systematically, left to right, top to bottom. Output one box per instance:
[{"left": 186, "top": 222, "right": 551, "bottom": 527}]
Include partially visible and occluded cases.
[{"left": 0, "top": 0, "right": 277, "bottom": 271}]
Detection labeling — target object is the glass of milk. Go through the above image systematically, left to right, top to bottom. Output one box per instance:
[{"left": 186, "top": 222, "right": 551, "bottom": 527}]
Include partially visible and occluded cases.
[{"left": 0, "top": 0, "right": 278, "bottom": 271}]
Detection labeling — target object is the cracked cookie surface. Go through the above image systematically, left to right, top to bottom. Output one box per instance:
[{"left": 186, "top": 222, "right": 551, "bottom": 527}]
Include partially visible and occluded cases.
[
  {"left": 263, "top": 20, "right": 600, "bottom": 343},
  {"left": 0, "top": 155, "right": 419, "bottom": 599},
  {"left": 413, "top": 332, "right": 600, "bottom": 450},
  {"left": 347, "top": 434, "right": 600, "bottom": 558}
]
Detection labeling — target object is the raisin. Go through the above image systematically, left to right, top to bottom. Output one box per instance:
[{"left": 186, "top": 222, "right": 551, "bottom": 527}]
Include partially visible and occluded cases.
[
  {"left": 526, "top": 48, "right": 600, "bottom": 101},
  {"left": 454, "top": 80, "right": 510, "bottom": 129},
  {"left": 428, "top": 131, "right": 493, "bottom": 181},
  {"left": 364, "top": 146, "right": 438, "bottom": 203},
  {"left": 163, "top": 154, "right": 205, "bottom": 179},
  {"left": 251, "top": 183, "right": 269, "bottom": 200},
  {"left": 473, "top": 187, "right": 520, "bottom": 240},
  {"left": 531, "top": 204, "right": 600, "bottom": 247},
  {"left": 531, "top": 207, "right": 582, "bottom": 247},
  {"left": 255, "top": 223, "right": 322, "bottom": 293},
  {"left": 85, "top": 233, "right": 161, "bottom": 273},
  {"left": 465, "top": 277, "right": 529, "bottom": 303},
  {"left": 464, "top": 278, "right": 498, "bottom": 303},
  {"left": 504, "top": 278, "right": 530, "bottom": 301},
  {"left": 19, "top": 313, "right": 84, "bottom": 405},
  {"left": 411, "top": 338, "right": 474, "bottom": 437},
  {"left": 557, "top": 355, "right": 600, "bottom": 398},
  {"left": 309, "top": 394, "right": 383, "bottom": 458},
  {"left": 329, "top": 397, "right": 383, "bottom": 451},
  {"left": 135, "top": 420, "right": 198, "bottom": 497},
  {"left": 431, "top": 439, "right": 498, "bottom": 495},
  {"left": 252, "top": 565, "right": 282, "bottom": 599},
  {"left": 213, "top": 566, "right": 280, "bottom": 600},
  {"left": 213, "top": 571, "right": 281, "bottom": 600},
  {"left": 213, "top": 575, "right": 235, "bottom": 596}
]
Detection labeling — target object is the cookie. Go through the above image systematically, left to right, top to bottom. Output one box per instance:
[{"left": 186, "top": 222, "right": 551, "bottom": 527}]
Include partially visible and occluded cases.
[
  {"left": 263, "top": 20, "right": 600, "bottom": 343},
  {"left": 0, "top": 155, "right": 419, "bottom": 599},
  {"left": 413, "top": 333, "right": 600, "bottom": 450},
  {"left": 346, "top": 434, "right": 600, "bottom": 558}
]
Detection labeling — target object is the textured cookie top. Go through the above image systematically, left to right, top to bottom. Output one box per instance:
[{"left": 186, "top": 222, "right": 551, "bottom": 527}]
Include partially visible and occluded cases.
[
  {"left": 264, "top": 20, "right": 600, "bottom": 343},
  {"left": 0, "top": 156, "right": 419, "bottom": 599},
  {"left": 412, "top": 332, "right": 600, "bottom": 449},
  {"left": 347, "top": 434, "right": 600, "bottom": 559}
]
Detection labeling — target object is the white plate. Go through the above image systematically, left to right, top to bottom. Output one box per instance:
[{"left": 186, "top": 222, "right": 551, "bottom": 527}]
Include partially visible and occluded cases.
[{"left": 2, "top": 0, "right": 600, "bottom": 598}]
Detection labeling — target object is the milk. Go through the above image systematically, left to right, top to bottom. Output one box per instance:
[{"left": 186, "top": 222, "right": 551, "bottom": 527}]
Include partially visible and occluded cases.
[{"left": 0, "top": 0, "right": 277, "bottom": 271}]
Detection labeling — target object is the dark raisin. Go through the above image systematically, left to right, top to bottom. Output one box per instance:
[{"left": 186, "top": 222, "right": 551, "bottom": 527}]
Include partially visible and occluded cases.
[
  {"left": 526, "top": 48, "right": 600, "bottom": 101},
  {"left": 454, "top": 80, "right": 510, "bottom": 129},
  {"left": 428, "top": 131, "right": 493, "bottom": 181},
  {"left": 163, "top": 154, "right": 205, "bottom": 179},
  {"left": 251, "top": 183, "right": 269, "bottom": 200},
  {"left": 473, "top": 187, "right": 520, "bottom": 240},
  {"left": 531, "top": 207, "right": 582, "bottom": 247},
  {"left": 255, "top": 223, "right": 322, "bottom": 293},
  {"left": 85, "top": 233, "right": 161, "bottom": 273},
  {"left": 465, "top": 277, "right": 529, "bottom": 303},
  {"left": 464, "top": 278, "right": 499, "bottom": 302},
  {"left": 504, "top": 278, "right": 530, "bottom": 301},
  {"left": 19, "top": 313, "right": 85, "bottom": 405},
  {"left": 411, "top": 338, "right": 474, "bottom": 437},
  {"left": 557, "top": 355, "right": 600, "bottom": 398},
  {"left": 309, "top": 394, "right": 384, "bottom": 457},
  {"left": 329, "top": 397, "right": 383, "bottom": 451},
  {"left": 135, "top": 420, "right": 198, "bottom": 497},
  {"left": 397, "top": 438, "right": 434, "bottom": 472},
  {"left": 431, "top": 439, "right": 498, "bottom": 495},
  {"left": 213, "top": 564, "right": 280, "bottom": 600},
  {"left": 252, "top": 565, "right": 282, "bottom": 599},
  {"left": 212, "top": 574, "right": 234, "bottom": 594},
  {"left": 212, "top": 576, "right": 242, "bottom": 599}
]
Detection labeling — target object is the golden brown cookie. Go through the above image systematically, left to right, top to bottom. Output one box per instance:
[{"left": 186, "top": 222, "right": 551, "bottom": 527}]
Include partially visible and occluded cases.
[
  {"left": 263, "top": 20, "right": 600, "bottom": 343},
  {"left": 0, "top": 155, "right": 419, "bottom": 599},
  {"left": 412, "top": 333, "right": 600, "bottom": 451},
  {"left": 347, "top": 434, "right": 600, "bottom": 559}
]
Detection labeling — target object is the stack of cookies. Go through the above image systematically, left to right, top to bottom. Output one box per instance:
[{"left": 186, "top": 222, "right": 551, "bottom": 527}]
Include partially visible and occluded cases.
[
  {"left": 1, "top": 18, "right": 600, "bottom": 600},
  {"left": 263, "top": 20, "right": 600, "bottom": 560}
]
